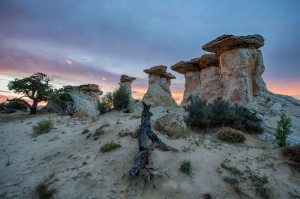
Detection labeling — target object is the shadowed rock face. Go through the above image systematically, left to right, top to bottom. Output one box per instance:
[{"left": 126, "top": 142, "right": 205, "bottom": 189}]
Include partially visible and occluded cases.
[
  {"left": 202, "top": 34, "right": 264, "bottom": 54},
  {"left": 142, "top": 65, "right": 177, "bottom": 107},
  {"left": 64, "top": 84, "right": 102, "bottom": 117}
]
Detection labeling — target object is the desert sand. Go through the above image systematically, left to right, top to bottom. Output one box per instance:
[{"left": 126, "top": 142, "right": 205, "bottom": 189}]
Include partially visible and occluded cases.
[{"left": 0, "top": 110, "right": 300, "bottom": 199}]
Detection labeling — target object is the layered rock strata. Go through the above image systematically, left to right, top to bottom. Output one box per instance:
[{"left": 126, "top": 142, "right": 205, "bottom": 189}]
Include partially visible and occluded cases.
[
  {"left": 142, "top": 65, "right": 177, "bottom": 107},
  {"left": 64, "top": 84, "right": 103, "bottom": 117}
]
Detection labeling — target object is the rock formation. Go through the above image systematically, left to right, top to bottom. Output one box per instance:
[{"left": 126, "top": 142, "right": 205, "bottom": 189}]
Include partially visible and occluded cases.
[
  {"left": 171, "top": 34, "right": 300, "bottom": 145},
  {"left": 202, "top": 34, "right": 265, "bottom": 104},
  {"left": 202, "top": 34, "right": 264, "bottom": 55},
  {"left": 171, "top": 60, "right": 201, "bottom": 105},
  {"left": 142, "top": 65, "right": 177, "bottom": 107},
  {"left": 120, "top": 74, "right": 136, "bottom": 100},
  {"left": 64, "top": 84, "right": 103, "bottom": 117}
]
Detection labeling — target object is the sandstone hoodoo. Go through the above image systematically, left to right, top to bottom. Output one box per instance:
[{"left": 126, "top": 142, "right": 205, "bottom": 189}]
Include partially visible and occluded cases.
[
  {"left": 202, "top": 34, "right": 265, "bottom": 104},
  {"left": 171, "top": 60, "right": 201, "bottom": 105},
  {"left": 142, "top": 65, "right": 177, "bottom": 107},
  {"left": 120, "top": 74, "right": 136, "bottom": 100},
  {"left": 64, "top": 84, "right": 103, "bottom": 117}
]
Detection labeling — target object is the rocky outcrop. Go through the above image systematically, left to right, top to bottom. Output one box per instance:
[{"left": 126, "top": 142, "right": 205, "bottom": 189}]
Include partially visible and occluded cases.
[
  {"left": 202, "top": 34, "right": 264, "bottom": 54},
  {"left": 171, "top": 60, "right": 201, "bottom": 105},
  {"left": 142, "top": 65, "right": 177, "bottom": 107},
  {"left": 120, "top": 74, "right": 136, "bottom": 99},
  {"left": 64, "top": 84, "right": 103, "bottom": 117}
]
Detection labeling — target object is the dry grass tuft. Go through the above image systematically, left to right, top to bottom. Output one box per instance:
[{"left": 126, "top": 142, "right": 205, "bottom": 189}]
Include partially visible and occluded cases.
[{"left": 216, "top": 127, "right": 245, "bottom": 143}]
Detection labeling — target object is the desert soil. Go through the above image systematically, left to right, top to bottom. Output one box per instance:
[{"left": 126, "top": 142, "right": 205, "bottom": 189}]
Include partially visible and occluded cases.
[{"left": 0, "top": 110, "right": 300, "bottom": 199}]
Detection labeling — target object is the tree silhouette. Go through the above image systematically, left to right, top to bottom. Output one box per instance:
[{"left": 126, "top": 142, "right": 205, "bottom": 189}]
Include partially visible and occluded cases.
[{"left": 8, "top": 72, "right": 53, "bottom": 114}]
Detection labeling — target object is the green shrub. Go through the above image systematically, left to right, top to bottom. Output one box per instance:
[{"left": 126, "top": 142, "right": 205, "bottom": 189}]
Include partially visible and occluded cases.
[
  {"left": 113, "top": 85, "right": 130, "bottom": 110},
  {"left": 49, "top": 88, "right": 75, "bottom": 116},
  {"left": 98, "top": 92, "right": 113, "bottom": 115},
  {"left": 184, "top": 96, "right": 262, "bottom": 133},
  {"left": 6, "top": 98, "right": 28, "bottom": 110},
  {"left": 97, "top": 101, "right": 107, "bottom": 115},
  {"left": 275, "top": 109, "right": 293, "bottom": 147},
  {"left": 32, "top": 120, "right": 53, "bottom": 136},
  {"left": 177, "top": 127, "right": 193, "bottom": 138},
  {"left": 216, "top": 127, "right": 246, "bottom": 143},
  {"left": 82, "top": 129, "right": 89, "bottom": 134},
  {"left": 100, "top": 141, "right": 121, "bottom": 153},
  {"left": 281, "top": 144, "right": 300, "bottom": 170},
  {"left": 180, "top": 159, "right": 192, "bottom": 175},
  {"left": 32, "top": 174, "right": 55, "bottom": 199}
]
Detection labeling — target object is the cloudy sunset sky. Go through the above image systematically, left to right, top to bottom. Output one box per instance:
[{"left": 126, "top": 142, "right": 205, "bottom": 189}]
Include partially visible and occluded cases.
[{"left": 1, "top": 0, "right": 300, "bottom": 104}]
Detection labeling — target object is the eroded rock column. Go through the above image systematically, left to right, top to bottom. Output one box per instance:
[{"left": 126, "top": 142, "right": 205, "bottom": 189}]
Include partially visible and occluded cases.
[
  {"left": 202, "top": 34, "right": 265, "bottom": 103},
  {"left": 171, "top": 60, "right": 201, "bottom": 105},
  {"left": 142, "top": 65, "right": 177, "bottom": 107},
  {"left": 120, "top": 74, "right": 136, "bottom": 100}
]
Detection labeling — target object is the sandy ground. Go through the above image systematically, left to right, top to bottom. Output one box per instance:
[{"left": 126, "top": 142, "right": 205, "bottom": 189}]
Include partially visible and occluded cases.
[{"left": 0, "top": 110, "right": 300, "bottom": 199}]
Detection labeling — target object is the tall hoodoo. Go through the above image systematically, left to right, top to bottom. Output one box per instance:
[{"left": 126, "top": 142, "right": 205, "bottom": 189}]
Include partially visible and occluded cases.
[
  {"left": 202, "top": 34, "right": 265, "bottom": 103},
  {"left": 171, "top": 60, "right": 201, "bottom": 105},
  {"left": 142, "top": 65, "right": 177, "bottom": 107},
  {"left": 120, "top": 74, "right": 136, "bottom": 100},
  {"left": 64, "top": 84, "right": 103, "bottom": 117}
]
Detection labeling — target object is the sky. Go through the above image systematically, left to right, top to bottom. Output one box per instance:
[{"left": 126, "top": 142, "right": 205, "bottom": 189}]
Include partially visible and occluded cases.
[{"left": 1, "top": 0, "right": 300, "bottom": 104}]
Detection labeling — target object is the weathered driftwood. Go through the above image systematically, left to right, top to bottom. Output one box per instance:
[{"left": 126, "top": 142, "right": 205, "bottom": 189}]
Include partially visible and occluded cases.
[{"left": 128, "top": 102, "right": 177, "bottom": 181}]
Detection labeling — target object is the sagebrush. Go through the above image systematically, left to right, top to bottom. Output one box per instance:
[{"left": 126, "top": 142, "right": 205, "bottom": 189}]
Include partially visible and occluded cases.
[
  {"left": 184, "top": 96, "right": 262, "bottom": 133},
  {"left": 281, "top": 144, "right": 300, "bottom": 170}
]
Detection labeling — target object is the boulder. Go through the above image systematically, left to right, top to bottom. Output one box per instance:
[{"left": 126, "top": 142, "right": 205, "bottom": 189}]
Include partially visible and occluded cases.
[
  {"left": 202, "top": 34, "right": 264, "bottom": 54},
  {"left": 142, "top": 65, "right": 177, "bottom": 107},
  {"left": 155, "top": 112, "right": 187, "bottom": 139}
]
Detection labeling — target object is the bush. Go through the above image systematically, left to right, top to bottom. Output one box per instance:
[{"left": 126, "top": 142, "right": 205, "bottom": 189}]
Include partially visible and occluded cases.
[
  {"left": 113, "top": 85, "right": 130, "bottom": 110},
  {"left": 49, "top": 88, "right": 75, "bottom": 116},
  {"left": 98, "top": 92, "right": 113, "bottom": 115},
  {"left": 184, "top": 96, "right": 262, "bottom": 133},
  {"left": 6, "top": 98, "right": 28, "bottom": 110},
  {"left": 275, "top": 109, "right": 293, "bottom": 147},
  {"left": 32, "top": 120, "right": 53, "bottom": 136},
  {"left": 216, "top": 127, "right": 246, "bottom": 143},
  {"left": 100, "top": 141, "right": 121, "bottom": 153},
  {"left": 281, "top": 144, "right": 300, "bottom": 170},
  {"left": 180, "top": 159, "right": 192, "bottom": 175}
]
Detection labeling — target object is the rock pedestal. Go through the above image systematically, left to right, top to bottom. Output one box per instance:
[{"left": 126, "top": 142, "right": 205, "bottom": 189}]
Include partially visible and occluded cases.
[
  {"left": 202, "top": 34, "right": 265, "bottom": 104},
  {"left": 171, "top": 60, "right": 201, "bottom": 105},
  {"left": 142, "top": 65, "right": 177, "bottom": 107},
  {"left": 120, "top": 74, "right": 136, "bottom": 99},
  {"left": 64, "top": 84, "right": 103, "bottom": 117}
]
